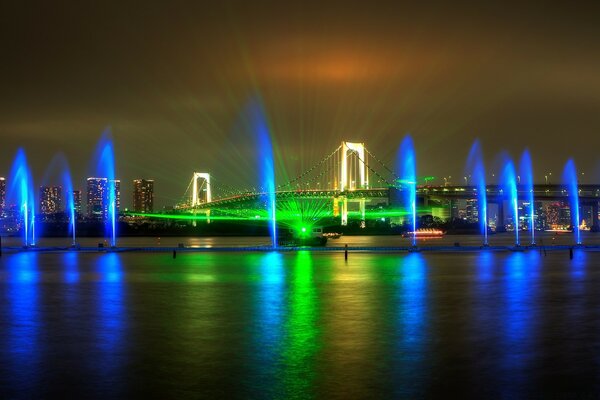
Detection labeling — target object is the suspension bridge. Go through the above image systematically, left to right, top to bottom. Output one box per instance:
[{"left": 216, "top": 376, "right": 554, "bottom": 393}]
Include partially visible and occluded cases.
[
  {"left": 146, "top": 140, "right": 600, "bottom": 230},
  {"left": 173, "top": 141, "right": 398, "bottom": 227}
]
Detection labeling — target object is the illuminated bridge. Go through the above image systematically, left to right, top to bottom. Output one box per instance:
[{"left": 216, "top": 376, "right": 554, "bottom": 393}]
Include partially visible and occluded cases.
[
  {"left": 155, "top": 141, "right": 600, "bottom": 229},
  {"left": 176, "top": 141, "right": 394, "bottom": 226}
]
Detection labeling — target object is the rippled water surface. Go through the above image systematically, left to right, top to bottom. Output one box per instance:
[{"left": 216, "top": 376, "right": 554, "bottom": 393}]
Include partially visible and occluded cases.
[{"left": 1, "top": 246, "right": 600, "bottom": 398}]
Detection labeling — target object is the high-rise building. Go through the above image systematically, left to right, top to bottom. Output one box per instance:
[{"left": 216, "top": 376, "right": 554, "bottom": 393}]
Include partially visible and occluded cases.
[
  {"left": 0, "top": 177, "right": 5, "bottom": 215},
  {"left": 87, "top": 178, "right": 107, "bottom": 220},
  {"left": 87, "top": 178, "right": 121, "bottom": 220},
  {"left": 133, "top": 179, "right": 154, "bottom": 213},
  {"left": 112, "top": 180, "right": 121, "bottom": 214},
  {"left": 39, "top": 186, "right": 63, "bottom": 215},
  {"left": 73, "top": 190, "right": 82, "bottom": 216},
  {"left": 465, "top": 198, "right": 479, "bottom": 223},
  {"left": 450, "top": 199, "right": 461, "bottom": 220},
  {"left": 534, "top": 201, "right": 545, "bottom": 230},
  {"left": 544, "top": 201, "right": 571, "bottom": 229}
]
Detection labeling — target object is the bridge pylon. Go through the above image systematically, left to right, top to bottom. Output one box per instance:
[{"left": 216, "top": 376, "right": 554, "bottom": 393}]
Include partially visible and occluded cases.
[
  {"left": 339, "top": 141, "right": 369, "bottom": 225},
  {"left": 340, "top": 141, "right": 368, "bottom": 192},
  {"left": 191, "top": 172, "right": 211, "bottom": 224},
  {"left": 192, "top": 172, "right": 212, "bottom": 206}
]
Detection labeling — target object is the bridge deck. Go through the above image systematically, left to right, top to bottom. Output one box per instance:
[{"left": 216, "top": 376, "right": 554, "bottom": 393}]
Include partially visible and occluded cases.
[{"left": 180, "top": 184, "right": 600, "bottom": 211}]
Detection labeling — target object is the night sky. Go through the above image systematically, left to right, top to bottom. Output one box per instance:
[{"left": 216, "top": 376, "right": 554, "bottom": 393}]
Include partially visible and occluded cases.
[{"left": 1, "top": 2, "right": 599, "bottom": 208}]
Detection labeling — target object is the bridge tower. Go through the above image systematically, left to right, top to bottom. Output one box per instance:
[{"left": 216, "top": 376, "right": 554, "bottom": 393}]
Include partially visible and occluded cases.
[
  {"left": 339, "top": 141, "right": 368, "bottom": 226},
  {"left": 340, "top": 141, "right": 368, "bottom": 191},
  {"left": 191, "top": 172, "right": 212, "bottom": 225},
  {"left": 191, "top": 173, "right": 212, "bottom": 206}
]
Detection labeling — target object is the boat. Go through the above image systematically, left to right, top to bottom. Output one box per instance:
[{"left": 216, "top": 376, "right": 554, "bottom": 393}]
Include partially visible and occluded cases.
[
  {"left": 402, "top": 228, "right": 445, "bottom": 239},
  {"left": 323, "top": 232, "right": 343, "bottom": 239}
]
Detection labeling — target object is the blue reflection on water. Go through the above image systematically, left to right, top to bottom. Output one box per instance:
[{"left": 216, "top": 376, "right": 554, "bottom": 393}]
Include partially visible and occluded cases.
[
  {"left": 569, "top": 248, "right": 587, "bottom": 280},
  {"left": 567, "top": 249, "right": 587, "bottom": 335},
  {"left": 476, "top": 251, "right": 495, "bottom": 282},
  {"left": 500, "top": 251, "right": 541, "bottom": 396},
  {"left": 62, "top": 252, "right": 80, "bottom": 284},
  {"left": 251, "top": 252, "right": 286, "bottom": 394},
  {"left": 256, "top": 252, "right": 285, "bottom": 347},
  {"left": 504, "top": 252, "right": 540, "bottom": 339},
  {"left": 4, "top": 253, "right": 41, "bottom": 395},
  {"left": 94, "top": 253, "right": 126, "bottom": 394},
  {"left": 395, "top": 253, "right": 428, "bottom": 397}
]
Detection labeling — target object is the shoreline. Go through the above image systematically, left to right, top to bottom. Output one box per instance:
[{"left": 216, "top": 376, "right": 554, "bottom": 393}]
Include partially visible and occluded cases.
[{"left": 0, "top": 244, "right": 589, "bottom": 254}]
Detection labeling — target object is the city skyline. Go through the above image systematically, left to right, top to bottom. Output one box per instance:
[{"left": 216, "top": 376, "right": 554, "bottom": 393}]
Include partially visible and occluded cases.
[
  {"left": 0, "top": 140, "right": 596, "bottom": 211},
  {"left": 0, "top": 160, "right": 595, "bottom": 212},
  {"left": 0, "top": 166, "right": 593, "bottom": 233}
]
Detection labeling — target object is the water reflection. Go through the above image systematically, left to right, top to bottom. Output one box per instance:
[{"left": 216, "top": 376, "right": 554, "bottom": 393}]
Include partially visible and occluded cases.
[
  {"left": 564, "top": 248, "right": 589, "bottom": 382},
  {"left": 569, "top": 248, "right": 587, "bottom": 280},
  {"left": 2, "top": 250, "right": 600, "bottom": 397},
  {"left": 62, "top": 251, "right": 80, "bottom": 284},
  {"left": 280, "top": 251, "right": 319, "bottom": 398},
  {"left": 476, "top": 251, "right": 495, "bottom": 282},
  {"left": 3, "top": 252, "right": 41, "bottom": 397},
  {"left": 251, "top": 252, "right": 286, "bottom": 397},
  {"left": 395, "top": 252, "right": 429, "bottom": 397},
  {"left": 500, "top": 252, "right": 541, "bottom": 397},
  {"left": 94, "top": 253, "right": 126, "bottom": 397}
]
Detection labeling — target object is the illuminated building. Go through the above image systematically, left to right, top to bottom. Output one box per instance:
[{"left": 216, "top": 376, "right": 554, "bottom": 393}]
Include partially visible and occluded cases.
[
  {"left": 87, "top": 178, "right": 121, "bottom": 220},
  {"left": 87, "top": 178, "right": 107, "bottom": 220},
  {"left": 112, "top": 179, "right": 121, "bottom": 214},
  {"left": 133, "top": 179, "right": 154, "bottom": 213},
  {"left": 39, "top": 186, "right": 63, "bottom": 215},
  {"left": 73, "top": 190, "right": 82, "bottom": 216},
  {"left": 466, "top": 198, "right": 478, "bottom": 223},
  {"left": 450, "top": 199, "right": 460, "bottom": 220},
  {"left": 535, "top": 201, "right": 545, "bottom": 230},
  {"left": 543, "top": 201, "right": 571, "bottom": 229},
  {"left": 544, "top": 202, "right": 560, "bottom": 226}
]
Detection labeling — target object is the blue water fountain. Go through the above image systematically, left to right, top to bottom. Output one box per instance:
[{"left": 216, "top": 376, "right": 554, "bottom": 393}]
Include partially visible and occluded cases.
[
  {"left": 246, "top": 99, "right": 277, "bottom": 248},
  {"left": 93, "top": 129, "right": 117, "bottom": 247},
  {"left": 396, "top": 135, "right": 417, "bottom": 247},
  {"left": 466, "top": 140, "right": 488, "bottom": 246},
  {"left": 7, "top": 149, "right": 35, "bottom": 247},
  {"left": 519, "top": 150, "right": 535, "bottom": 245},
  {"left": 499, "top": 155, "right": 519, "bottom": 246},
  {"left": 562, "top": 159, "right": 581, "bottom": 245},
  {"left": 63, "top": 169, "right": 77, "bottom": 247}
]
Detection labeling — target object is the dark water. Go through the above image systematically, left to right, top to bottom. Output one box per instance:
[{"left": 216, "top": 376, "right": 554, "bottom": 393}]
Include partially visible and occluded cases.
[
  {"left": 1, "top": 230, "right": 594, "bottom": 248},
  {"left": 1, "top": 249, "right": 600, "bottom": 398}
]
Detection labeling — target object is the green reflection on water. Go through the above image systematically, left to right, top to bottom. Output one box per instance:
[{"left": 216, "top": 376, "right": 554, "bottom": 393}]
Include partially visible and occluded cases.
[{"left": 278, "top": 251, "right": 320, "bottom": 398}]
